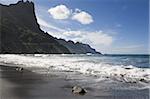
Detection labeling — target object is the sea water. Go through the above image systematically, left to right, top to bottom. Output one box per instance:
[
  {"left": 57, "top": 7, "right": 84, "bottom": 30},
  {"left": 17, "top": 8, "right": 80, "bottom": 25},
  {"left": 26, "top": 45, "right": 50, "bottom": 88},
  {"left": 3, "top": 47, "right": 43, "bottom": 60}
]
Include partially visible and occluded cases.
[{"left": 0, "top": 54, "right": 150, "bottom": 89}]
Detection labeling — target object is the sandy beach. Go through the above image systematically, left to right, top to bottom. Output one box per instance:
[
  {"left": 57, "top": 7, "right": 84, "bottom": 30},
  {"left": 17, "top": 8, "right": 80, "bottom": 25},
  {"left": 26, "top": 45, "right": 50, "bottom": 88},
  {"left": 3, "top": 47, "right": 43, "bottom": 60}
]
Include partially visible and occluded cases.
[{"left": 0, "top": 64, "right": 149, "bottom": 99}]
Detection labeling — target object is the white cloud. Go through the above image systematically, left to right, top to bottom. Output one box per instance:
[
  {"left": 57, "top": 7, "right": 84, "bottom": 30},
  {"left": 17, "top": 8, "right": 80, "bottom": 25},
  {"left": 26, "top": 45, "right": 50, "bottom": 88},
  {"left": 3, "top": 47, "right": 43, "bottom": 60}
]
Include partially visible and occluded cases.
[
  {"left": 0, "top": 0, "right": 18, "bottom": 4},
  {"left": 0, "top": 0, "right": 34, "bottom": 5},
  {"left": 48, "top": 5, "right": 71, "bottom": 20},
  {"left": 48, "top": 5, "right": 94, "bottom": 25},
  {"left": 72, "top": 11, "right": 93, "bottom": 24},
  {"left": 36, "top": 16, "right": 65, "bottom": 32},
  {"left": 49, "top": 30, "right": 113, "bottom": 47},
  {"left": 63, "top": 31, "right": 82, "bottom": 37},
  {"left": 85, "top": 31, "right": 113, "bottom": 46}
]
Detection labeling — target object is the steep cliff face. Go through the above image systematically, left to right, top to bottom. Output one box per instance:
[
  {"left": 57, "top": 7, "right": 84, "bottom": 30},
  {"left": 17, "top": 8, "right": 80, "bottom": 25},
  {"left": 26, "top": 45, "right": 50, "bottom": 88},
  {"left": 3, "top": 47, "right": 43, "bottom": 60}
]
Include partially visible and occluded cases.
[
  {"left": 0, "top": 1, "right": 101, "bottom": 54},
  {"left": 0, "top": 1, "right": 70, "bottom": 53}
]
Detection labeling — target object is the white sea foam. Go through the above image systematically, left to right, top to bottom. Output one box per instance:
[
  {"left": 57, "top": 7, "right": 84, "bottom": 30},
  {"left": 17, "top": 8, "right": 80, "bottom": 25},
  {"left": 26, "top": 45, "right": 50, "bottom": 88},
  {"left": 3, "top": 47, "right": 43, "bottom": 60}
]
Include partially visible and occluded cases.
[{"left": 0, "top": 54, "right": 150, "bottom": 85}]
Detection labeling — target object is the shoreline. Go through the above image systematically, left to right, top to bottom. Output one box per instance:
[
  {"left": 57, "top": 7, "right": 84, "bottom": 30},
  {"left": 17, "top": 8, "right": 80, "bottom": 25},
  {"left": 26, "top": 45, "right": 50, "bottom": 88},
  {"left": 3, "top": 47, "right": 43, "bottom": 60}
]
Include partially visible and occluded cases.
[{"left": 0, "top": 65, "right": 149, "bottom": 99}]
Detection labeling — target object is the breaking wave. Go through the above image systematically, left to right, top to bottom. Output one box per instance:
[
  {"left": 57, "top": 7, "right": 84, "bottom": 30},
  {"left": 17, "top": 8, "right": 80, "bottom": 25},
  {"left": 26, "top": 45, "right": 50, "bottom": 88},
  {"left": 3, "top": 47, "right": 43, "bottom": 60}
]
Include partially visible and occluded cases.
[{"left": 0, "top": 54, "right": 150, "bottom": 85}]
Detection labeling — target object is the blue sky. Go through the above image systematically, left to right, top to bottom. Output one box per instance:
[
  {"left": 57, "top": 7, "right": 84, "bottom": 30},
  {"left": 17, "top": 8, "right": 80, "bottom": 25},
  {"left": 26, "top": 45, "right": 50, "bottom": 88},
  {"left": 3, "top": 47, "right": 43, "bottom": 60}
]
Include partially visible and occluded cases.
[{"left": 0, "top": 0, "right": 149, "bottom": 54}]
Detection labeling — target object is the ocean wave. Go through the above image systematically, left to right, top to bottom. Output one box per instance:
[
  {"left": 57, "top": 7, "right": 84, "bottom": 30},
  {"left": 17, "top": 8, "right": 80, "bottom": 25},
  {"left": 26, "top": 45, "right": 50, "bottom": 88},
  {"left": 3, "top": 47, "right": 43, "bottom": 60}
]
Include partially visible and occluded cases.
[{"left": 0, "top": 54, "right": 150, "bottom": 85}]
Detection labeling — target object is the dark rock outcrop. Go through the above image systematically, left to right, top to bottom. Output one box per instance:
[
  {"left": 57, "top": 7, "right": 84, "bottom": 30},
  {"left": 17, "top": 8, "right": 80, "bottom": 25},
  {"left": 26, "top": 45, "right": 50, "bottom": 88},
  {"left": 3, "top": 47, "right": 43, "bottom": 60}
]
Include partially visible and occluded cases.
[
  {"left": 0, "top": 1, "right": 101, "bottom": 54},
  {"left": 0, "top": 1, "right": 70, "bottom": 54},
  {"left": 57, "top": 39, "right": 101, "bottom": 54}
]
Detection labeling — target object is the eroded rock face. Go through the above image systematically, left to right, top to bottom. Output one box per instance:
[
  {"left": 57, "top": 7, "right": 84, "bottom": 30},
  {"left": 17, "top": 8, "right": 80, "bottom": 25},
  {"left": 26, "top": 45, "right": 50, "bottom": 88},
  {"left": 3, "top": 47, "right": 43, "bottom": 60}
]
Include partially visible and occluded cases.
[
  {"left": 0, "top": 1, "right": 70, "bottom": 54},
  {"left": 72, "top": 86, "right": 87, "bottom": 95}
]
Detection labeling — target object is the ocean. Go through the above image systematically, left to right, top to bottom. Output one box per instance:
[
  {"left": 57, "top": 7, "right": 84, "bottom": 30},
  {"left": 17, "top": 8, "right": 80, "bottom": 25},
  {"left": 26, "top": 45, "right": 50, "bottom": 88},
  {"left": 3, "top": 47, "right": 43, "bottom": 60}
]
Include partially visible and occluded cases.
[{"left": 0, "top": 54, "right": 150, "bottom": 89}]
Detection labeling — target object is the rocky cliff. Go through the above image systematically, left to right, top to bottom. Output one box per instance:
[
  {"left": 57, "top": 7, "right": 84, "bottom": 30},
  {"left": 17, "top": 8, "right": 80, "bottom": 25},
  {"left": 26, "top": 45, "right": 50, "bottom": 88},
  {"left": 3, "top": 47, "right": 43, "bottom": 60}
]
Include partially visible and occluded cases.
[
  {"left": 0, "top": 0, "right": 100, "bottom": 54},
  {"left": 57, "top": 39, "right": 101, "bottom": 54}
]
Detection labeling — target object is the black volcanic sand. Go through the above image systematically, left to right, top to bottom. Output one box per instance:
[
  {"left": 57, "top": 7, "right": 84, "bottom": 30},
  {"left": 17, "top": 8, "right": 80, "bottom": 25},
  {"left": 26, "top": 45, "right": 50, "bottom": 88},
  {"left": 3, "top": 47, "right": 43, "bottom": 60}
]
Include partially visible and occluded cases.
[{"left": 0, "top": 65, "right": 149, "bottom": 99}]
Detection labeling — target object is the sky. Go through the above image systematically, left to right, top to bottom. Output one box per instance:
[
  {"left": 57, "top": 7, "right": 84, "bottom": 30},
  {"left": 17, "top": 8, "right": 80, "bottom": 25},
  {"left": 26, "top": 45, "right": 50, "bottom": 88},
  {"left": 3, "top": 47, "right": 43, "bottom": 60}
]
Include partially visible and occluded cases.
[{"left": 0, "top": 0, "right": 149, "bottom": 54}]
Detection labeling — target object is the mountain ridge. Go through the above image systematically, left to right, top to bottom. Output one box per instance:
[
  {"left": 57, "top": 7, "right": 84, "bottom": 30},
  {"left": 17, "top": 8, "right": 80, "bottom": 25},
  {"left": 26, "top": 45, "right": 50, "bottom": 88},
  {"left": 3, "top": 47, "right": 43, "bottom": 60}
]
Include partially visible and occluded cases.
[{"left": 0, "top": 0, "right": 101, "bottom": 54}]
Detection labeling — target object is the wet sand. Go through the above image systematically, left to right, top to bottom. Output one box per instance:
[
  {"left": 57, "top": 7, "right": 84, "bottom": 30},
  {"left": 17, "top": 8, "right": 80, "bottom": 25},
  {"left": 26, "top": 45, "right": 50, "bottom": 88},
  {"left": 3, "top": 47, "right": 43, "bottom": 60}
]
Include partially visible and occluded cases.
[{"left": 0, "top": 65, "right": 149, "bottom": 99}]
